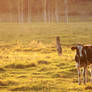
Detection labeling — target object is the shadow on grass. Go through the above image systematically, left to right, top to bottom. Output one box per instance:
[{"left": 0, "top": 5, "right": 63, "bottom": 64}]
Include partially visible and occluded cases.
[
  {"left": 38, "top": 60, "right": 50, "bottom": 65},
  {"left": 5, "top": 63, "right": 36, "bottom": 69},
  {"left": 56, "top": 63, "right": 66, "bottom": 67},
  {"left": 0, "top": 68, "right": 6, "bottom": 72},
  {"left": 58, "top": 68, "right": 77, "bottom": 79},
  {"left": 52, "top": 73, "right": 62, "bottom": 78},
  {"left": 0, "top": 80, "right": 18, "bottom": 87},
  {"left": 0, "top": 81, "right": 8, "bottom": 86},
  {"left": 11, "top": 85, "right": 47, "bottom": 91},
  {"left": 11, "top": 85, "right": 59, "bottom": 92},
  {"left": 85, "top": 86, "right": 92, "bottom": 90},
  {"left": 68, "top": 87, "right": 82, "bottom": 91}
]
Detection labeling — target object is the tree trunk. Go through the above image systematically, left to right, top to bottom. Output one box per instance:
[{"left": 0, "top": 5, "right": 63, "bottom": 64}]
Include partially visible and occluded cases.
[
  {"left": 18, "top": 0, "right": 21, "bottom": 23},
  {"left": 21, "top": 0, "right": 24, "bottom": 23},
  {"left": 28, "top": 0, "right": 31, "bottom": 23},
  {"left": 43, "top": 0, "right": 47, "bottom": 22},
  {"left": 55, "top": 0, "right": 59, "bottom": 23},
  {"left": 64, "top": 0, "right": 69, "bottom": 24},
  {"left": 8, "top": 1, "right": 12, "bottom": 23}
]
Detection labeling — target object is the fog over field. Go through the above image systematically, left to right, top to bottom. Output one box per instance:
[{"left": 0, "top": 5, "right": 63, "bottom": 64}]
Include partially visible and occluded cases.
[
  {"left": 0, "top": 0, "right": 92, "bottom": 92},
  {"left": 0, "top": 23, "right": 91, "bottom": 92}
]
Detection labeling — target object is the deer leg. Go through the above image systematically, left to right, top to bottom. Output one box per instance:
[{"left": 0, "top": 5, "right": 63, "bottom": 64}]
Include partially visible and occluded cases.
[
  {"left": 77, "top": 65, "right": 81, "bottom": 85},
  {"left": 83, "top": 65, "right": 87, "bottom": 84},
  {"left": 90, "top": 65, "right": 92, "bottom": 83},
  {"left": 86, "top": 66, "right": 88, "bottom": 83}
]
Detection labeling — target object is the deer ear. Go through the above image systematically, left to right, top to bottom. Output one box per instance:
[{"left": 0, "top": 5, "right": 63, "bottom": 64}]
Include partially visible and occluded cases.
[
  {"left": 84, "top": 45, "right": 92, "bottom": 49},
  {"left": 71, "top": 46, "right": 77, "bottom": 50},
  {"left": 84, "top": 46, "right": 88, "bottom": 49}
]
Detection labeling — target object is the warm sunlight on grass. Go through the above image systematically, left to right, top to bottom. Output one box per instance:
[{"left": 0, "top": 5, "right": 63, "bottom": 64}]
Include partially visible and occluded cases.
[{"left": 0, "top": 23, "right": 92, "bottom": 92}]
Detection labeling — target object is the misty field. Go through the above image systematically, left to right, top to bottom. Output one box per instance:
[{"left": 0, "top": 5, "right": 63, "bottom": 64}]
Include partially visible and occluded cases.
[{"left": 0, "top": 23, "right": 92, "bottom": 92}]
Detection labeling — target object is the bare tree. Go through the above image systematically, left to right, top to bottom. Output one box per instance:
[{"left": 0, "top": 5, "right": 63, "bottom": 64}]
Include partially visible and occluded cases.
[
  {"left": 18, "top": 0, "right": 21, "bottom": 23},
  {"left": 18, "top": 0, "right": 24, "bottom": 23},
  {"left": 21, "top": 0, "right": 24, "bottom": 23},
  {"left": 27, "top": 0, "right": 31, "bottom": 23},
  {"left": 43, "top": 0, "right": 47, "bottom": 22},
  {"left": 46, "top": 0, "right": 50, "bottom": 23},
  {"left": 55, "top": 0, "right": 59, "bottom": 23},
  {"left": 64, "top": 0, "right": 69, "bottom": 24},
  {"left": 8, "top": 1, "right": 13, "bottom": 23},
  {"left": 47, "top": 9, "right": 50, "bottom": 23}
]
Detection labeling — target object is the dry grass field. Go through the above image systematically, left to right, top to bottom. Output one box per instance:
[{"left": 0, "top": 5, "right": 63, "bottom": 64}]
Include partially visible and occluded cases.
[{"left": 0, "top": 23, "right": 92, "bottom": 92}]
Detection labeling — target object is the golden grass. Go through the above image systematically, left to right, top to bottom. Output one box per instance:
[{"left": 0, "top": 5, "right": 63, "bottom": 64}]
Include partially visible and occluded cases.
[
  {"left": 0, "top": 23, "right": 91, "bottom": 92},
  {"left": 0, "top": 42, "right": 91, "bottom": 92}
]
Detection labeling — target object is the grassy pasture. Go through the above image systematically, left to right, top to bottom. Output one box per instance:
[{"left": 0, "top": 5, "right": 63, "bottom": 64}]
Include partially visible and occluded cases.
[{"left": 0, "top": 23, "right": 92, "bottom": 92}]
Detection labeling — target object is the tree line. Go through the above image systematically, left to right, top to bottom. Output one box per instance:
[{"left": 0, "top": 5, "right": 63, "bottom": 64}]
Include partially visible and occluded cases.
[{"left": 0, "top": 0, "right": 91, "bottom": 23}]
